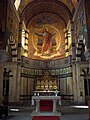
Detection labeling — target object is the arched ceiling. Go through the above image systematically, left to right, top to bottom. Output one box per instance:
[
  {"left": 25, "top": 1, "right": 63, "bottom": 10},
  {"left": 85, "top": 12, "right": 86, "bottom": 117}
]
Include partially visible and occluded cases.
[
  {"left": 18, "top": 0, "right": 78, "bottom": 60},
  {"left": 19, "top": 0, "right": 76, "bottom": 15},
  {"left": 20, "top": 0, "right": 73, "bottom": 27}
]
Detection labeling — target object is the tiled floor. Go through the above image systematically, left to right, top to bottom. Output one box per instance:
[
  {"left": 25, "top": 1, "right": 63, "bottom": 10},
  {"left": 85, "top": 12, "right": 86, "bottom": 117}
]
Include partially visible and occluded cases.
[{"left": 1, "top": 106, "right": 88, "bottom": 120}]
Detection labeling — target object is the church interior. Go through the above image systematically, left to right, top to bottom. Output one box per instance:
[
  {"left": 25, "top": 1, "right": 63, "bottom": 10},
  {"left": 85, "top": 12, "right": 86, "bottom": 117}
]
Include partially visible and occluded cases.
[{"left": 0, "top": 0, "right": 90, "bottom": 108}]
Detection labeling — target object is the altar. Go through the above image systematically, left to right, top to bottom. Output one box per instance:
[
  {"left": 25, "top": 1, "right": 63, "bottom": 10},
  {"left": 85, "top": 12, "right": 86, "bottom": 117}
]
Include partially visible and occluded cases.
[
  {"left": 31, "top": 70, "right": 61, "bottom": 120},
  {"left": 32, "top": 95, "right": 61, "bottom": 113},
  {"left": 31, "top": 96, "right": 61, "bottom": 120}
]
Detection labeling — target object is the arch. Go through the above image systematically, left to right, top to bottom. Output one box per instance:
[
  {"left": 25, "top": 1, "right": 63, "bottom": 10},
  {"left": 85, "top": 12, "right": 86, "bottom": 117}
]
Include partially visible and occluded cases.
[{"left": 20, "top": 0, "right": 73, "bottom": 23}]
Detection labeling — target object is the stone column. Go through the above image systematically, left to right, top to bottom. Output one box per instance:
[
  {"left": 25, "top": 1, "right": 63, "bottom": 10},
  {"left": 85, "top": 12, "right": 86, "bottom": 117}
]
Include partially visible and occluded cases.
[
  {"left": 84, "top": 0, "right": 90, "bottom": 73},
  {"left": 84, "top": 0, "right": 90, "bottom": 113},
  {"left": 84, "top": 0, "right": 90, "bottom": 50},
  {"left": 17, "top": 20, "right": 23, "bottom": 63},
  {"left": 71, "top": 21, "right": 77, "bottom": 103},
  {"left": 71, "top": 21, "right": 76, "bottom": 62},
  {"left": 24, "top": 29, "right": 29, "bottom": 57},
  {"left": 64, "top": 29, "right": 69, "bottom": 56},
  {"left": 76, "top": 38, "right": 83, "bottom": 61},
  {"left": 0, "top": 63, "right": 4, "bottom": 103},
  {"left": 15, "top": 64, "right": 21, "bottom": 103},
  {"left": 86, "top": 96, "right": 90, "bottom": 120},
  {"left": 87, "top": 97, "right": 90, "bottom": 120},
  {"left": 53, "top": 99, "right": 57, "bottom": 113},
  {"left": 35, "top": 100, "right": 40, "bottom": 112}
]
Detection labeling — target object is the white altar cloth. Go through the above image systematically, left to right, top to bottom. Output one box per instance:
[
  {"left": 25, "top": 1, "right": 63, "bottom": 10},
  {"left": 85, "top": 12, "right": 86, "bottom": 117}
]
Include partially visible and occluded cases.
[{"left": 31, "top": 96, "right": 61, "bottom": 106}]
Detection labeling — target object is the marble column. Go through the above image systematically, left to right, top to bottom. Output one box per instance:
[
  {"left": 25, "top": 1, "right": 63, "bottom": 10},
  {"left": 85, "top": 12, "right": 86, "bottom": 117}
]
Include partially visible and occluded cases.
[
  {"left": 84, "top": 0, "right": 90, "bottom": 73},
  {"left": 84, "top": 0, "right": 90, "bottom": 49},
  {"left": 17, "top": 20, "right": 23, "bottom": 63},
  {"left": 71, "top": 21, "right": 76, "bottom": 62},
  {"left": 71, "top": 21, "right": 77, "bottom": 103},
  {"left": 24, "top": 29, "right": 29, "bottom": 57},
  {"left": 64, "top": 29, "right": 69, "bottom": 56},
  {"left": 76, "top": 39, "right": 83, "bottom": 61},
  {"left": 85, "top": 49, "right": 90, "bottom": 96},
  {"left": 0, "top": 63, "right": 4, "bottom": 102},
  {"left": 15, "top": 64, "right": 21, "bottom": 103},
  {"left": 72, "top": 64, "right": 78, "bottom": 103},
  {"left": 87, "top": 96, "right": 90, "bottom": 120},
  {"left": 53, "top": 99, "right": 57, "bottom": 113},
  {"left": 35, "top": 100, "right": 40, "bottom": 112}
]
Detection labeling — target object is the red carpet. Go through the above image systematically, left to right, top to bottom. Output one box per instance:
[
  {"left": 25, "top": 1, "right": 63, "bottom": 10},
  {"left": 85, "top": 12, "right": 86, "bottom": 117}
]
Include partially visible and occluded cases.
[
  {"left": 32, "top": 100, "right": 60, "bottom": 120},
  {"left": 32, "top": 116, "right": 60, "bottom": 120}
]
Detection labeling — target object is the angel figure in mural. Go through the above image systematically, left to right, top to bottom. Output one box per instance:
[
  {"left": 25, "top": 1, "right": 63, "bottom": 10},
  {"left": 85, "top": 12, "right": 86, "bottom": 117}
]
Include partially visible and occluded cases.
[{"left": 35, "top": 28, "right": 56, "bottom": 55}]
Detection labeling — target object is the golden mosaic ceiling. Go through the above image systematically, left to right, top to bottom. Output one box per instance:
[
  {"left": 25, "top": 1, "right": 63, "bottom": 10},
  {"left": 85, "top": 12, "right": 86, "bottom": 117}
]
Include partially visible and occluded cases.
[{"left": 18, "top": 0, "right": 78, "bottom": 60}]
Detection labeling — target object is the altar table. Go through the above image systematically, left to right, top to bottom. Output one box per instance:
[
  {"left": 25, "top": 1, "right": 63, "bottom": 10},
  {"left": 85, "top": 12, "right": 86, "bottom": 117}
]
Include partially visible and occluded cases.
[
  {"left": 31, "top": 96, "right": 61, "bottom": 120},
  {"left": 32, "top": 96, "right": 61, "bottom": 112}
]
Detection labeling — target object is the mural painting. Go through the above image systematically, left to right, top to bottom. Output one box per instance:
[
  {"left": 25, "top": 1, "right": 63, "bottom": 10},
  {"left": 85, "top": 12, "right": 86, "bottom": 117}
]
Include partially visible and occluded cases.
[{"left": 32, "top": 25, "right": 62, "bottom": 59}]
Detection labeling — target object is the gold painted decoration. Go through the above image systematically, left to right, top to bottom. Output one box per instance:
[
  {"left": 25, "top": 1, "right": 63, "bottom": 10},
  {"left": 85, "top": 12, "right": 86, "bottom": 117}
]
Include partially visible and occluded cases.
[{"left": 36, "top": 70, "right": 57, "bottom": 91}]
